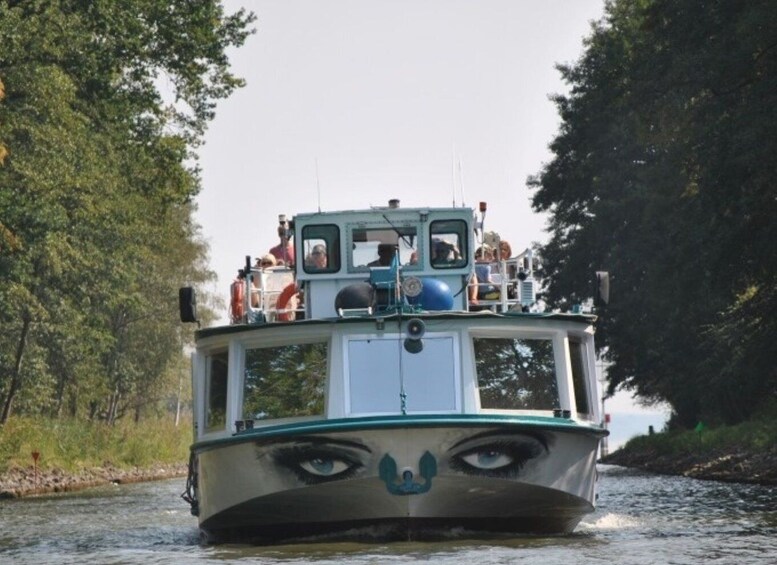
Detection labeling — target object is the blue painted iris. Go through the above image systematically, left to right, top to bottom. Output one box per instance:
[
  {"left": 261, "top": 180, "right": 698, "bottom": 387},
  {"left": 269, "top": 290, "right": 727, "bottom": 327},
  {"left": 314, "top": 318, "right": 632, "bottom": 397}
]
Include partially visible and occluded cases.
[
  {"left": 449, "top": 436, "right": 546, "bottom": 478},
  {"left": 271, "top": 444, "right": 366, "bottom": 485}
]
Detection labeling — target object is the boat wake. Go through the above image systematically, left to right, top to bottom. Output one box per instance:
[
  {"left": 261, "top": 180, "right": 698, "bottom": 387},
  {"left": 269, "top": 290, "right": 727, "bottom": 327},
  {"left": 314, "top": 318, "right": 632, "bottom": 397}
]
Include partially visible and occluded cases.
[{"left": 580, "top": 512, "right": 641, "bottom": 532}]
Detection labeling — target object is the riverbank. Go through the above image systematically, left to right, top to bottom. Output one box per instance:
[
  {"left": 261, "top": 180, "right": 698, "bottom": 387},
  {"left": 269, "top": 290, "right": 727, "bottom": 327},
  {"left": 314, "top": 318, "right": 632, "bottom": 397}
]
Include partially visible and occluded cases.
[
  {"left": 0, "top": 415, "right": 191, "bottom": 499},
  {"left": 602, "top": 433, "right": 777, "bottom": 485},
  {"left": 0, "top": 462, "right": 188, "bottom": 499}
]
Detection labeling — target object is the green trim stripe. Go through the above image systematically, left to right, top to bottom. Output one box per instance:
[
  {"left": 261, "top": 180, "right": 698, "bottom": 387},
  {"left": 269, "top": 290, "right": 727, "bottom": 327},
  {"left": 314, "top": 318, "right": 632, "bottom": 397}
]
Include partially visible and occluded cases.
[{"left": 192, "top": 413, "right": 608, "bottom": 452}]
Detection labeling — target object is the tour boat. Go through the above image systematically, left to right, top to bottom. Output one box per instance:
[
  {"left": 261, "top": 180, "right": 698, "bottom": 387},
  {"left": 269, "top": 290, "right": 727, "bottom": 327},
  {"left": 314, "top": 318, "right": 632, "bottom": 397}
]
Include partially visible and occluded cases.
[{"left": 179, "top": 200, "right": 609, "bottom": 544}]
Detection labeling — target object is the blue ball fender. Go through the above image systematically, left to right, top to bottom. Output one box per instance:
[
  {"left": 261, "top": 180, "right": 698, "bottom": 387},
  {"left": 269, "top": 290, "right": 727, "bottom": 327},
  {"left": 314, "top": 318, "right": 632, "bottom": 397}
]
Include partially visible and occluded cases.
[{"left": 407, "top": 278, "right": 454, "bottom": 310}]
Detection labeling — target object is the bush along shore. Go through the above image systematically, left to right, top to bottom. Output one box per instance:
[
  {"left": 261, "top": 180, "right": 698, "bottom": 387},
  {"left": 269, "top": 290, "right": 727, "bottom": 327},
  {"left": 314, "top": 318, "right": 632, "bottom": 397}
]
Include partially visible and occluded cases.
[
  {"left": 0, "top": 416, "right": 192, "bottom": 499},
  {"left": 601, "top": 416, "right": 777, "bottom": 486}
]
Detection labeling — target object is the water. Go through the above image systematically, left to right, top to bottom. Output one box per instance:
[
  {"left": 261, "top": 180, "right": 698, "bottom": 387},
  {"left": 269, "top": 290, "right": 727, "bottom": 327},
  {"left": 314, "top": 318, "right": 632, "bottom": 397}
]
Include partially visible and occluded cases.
[{"left": 1, "top": 465, "right": 775, "bottom": 564}]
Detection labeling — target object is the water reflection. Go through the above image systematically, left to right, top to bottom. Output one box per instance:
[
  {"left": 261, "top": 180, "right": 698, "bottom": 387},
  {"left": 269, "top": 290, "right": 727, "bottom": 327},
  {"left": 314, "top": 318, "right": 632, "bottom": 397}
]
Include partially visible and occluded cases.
[{"left": 0, "top": 466, "right": 775, "bottom": 564}]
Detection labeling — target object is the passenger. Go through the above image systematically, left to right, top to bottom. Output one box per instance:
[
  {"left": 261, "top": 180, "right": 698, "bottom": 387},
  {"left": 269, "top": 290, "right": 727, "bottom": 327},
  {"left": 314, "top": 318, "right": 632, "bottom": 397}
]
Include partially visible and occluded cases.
[
  {"left": 269, "top": 225, "right": 295, "bottom": 266},
  {"left": 431, "top": 238, "right": 462, "bottom": 266},
  {"left": 497, "top": 239, "right": 518, "bottom": 299},
  {"left": 499, "top": 240, "right": 512, "bottom": 261},
  {"left": 368, "top": 243, "right": 396, "bottom": 267},
  {"left": 305, "top": 244, "right": 328, "bottom": 270},
  {"left": 470, "top": 245, "right": 499, "bottom": 304},
  {"left": 407, "top": 250, "right": 419, "bottom": 265},
  {"left": 259, "top": 253, "right": 277, "bottom": 269},
  {"left": 251, "top": 254, "right": 278, "bottom": 307}
]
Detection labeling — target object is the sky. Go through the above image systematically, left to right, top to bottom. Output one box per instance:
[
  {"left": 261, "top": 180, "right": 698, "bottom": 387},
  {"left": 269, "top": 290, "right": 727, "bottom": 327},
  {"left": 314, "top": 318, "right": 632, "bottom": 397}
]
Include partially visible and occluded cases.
[{"left": 195, "top": 0, "right": 670, "bottom": 447}]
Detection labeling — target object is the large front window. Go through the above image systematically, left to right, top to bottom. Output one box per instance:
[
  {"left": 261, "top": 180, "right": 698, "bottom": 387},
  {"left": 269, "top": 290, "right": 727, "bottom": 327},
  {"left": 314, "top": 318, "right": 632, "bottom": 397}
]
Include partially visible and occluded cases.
[
  {"left": 350, "top": 226, "right": 418, "bottom": 270},
  {"left": 347, "top": 336, "right": 457, "bottom": 414},
  {"left": 474, "top": 337, "right": 559, "bottom": 410},
  {"left": 243, "top": 342, "right": 328, "bottom": 420}
]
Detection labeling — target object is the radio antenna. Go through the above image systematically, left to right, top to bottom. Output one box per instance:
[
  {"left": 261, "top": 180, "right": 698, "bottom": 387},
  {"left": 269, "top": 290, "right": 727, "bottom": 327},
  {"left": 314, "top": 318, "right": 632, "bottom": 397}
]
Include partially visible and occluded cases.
[
  {"left": 451, "top": 146, "right": 457, "bottom": 207},
  {"left": 315, "top": 158, "right": 321, "bottom": 212},
  {"left": 458, "top": 158, "right": 465, "bottom": 207}
]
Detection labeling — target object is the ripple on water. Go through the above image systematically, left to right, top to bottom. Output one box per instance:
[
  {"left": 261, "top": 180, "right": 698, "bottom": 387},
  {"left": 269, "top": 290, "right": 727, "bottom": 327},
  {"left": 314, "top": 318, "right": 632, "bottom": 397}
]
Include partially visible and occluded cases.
[{"left": 1, "top": 474, "right": 776, "bottom": 564}]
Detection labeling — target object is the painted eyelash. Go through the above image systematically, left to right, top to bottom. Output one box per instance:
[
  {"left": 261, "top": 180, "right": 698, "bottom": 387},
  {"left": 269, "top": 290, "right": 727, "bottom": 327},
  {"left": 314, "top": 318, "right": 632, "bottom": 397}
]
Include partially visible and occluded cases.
[
  {"left": 449, "top": 440, "right": 544, "bottom": 478},
  {"left": 271, "top": 445, "right": 364, "bottom": 485}
]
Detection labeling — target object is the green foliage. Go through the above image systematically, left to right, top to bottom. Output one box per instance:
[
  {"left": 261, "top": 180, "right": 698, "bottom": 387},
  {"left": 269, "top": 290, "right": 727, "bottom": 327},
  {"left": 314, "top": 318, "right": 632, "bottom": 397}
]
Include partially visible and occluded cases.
[
  {"left": 529, "top": 0, "right": 777, "bottom": 427},
  {"left": 0, "top": 1, "right": 254, "bottom": 424},
  {"left": 474, "top": 338, "right": 559, "bottom": 410},
  {"left": 243, "top": 343, "right": 328, "bottom": 419},
  {"left": 0, "top": 415, "right": 192, "bottom": 474},
  {"left": 623, "top": 417, "right": 777, "bottom": 457}
]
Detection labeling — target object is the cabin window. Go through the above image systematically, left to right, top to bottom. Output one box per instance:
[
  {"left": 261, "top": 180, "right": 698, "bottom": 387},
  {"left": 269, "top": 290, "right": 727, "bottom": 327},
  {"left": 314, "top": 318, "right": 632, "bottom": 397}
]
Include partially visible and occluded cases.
[
  {"left": 430, "top": 220, "right": 467, "bottom": 269},
  {"left": 301, "top": 224, "right": 340, "bottom": 274},
  {"left": 350, "top": 226, "right": 418, "bottom": 270},
  {"left": 347, "top": 337, "right": 457, "bottom": 414},
  {"left": 474, "top": 337, "right": 559, "bottom": 410},
  {"left": 569, "top": 339, "right": 592, "bottom": 417},
  {"left": 243, "top": 342, "right": 328, "bottom": 419},
  {"left": 205, "top": 351, "right": 229, "bottom": 432}
]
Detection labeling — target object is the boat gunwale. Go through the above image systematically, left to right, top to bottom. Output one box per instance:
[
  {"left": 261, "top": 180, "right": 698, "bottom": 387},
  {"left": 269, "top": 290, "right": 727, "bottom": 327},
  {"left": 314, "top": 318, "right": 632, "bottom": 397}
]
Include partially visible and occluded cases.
[{"left": 191, "top": 413, "right": 608, "bottom": 453}]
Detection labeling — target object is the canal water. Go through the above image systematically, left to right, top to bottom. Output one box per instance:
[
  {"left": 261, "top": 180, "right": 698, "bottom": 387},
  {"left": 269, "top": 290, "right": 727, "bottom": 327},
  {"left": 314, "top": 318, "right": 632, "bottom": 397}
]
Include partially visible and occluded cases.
[{"left": 1, "top": 465, "right": 775, "bottom": 564}]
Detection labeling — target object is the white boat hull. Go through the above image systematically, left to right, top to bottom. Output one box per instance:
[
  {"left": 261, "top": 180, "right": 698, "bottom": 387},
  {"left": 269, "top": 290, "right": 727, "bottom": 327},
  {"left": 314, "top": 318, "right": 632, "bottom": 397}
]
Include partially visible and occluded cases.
[{"left": 194, "top": 422, "right": 602, "bottom": 543}]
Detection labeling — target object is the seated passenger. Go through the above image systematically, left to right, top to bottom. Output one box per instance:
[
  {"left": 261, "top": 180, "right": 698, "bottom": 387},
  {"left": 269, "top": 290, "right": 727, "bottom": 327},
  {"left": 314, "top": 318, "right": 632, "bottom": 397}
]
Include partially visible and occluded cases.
[
  {"left": 431, "top": 238, "right": 462, "bottom": 266},
  {"left": 368, "top": 243, "right": 396, "bottom": 267},
  {"left": 305, "top": 244, "right": 328, "bottom": 270},
  {"left": 470, "top": 245, "right": 500, "bottom": 303},
  {"left": 251, "top": 254, "right": 278, "bottom": 307}
]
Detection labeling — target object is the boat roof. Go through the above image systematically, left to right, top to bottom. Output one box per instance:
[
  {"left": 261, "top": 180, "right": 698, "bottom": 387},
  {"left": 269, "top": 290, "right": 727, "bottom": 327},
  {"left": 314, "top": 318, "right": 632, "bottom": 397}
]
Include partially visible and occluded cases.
[{"left": 195, "top": 310, "right": 596, "bottom": 340}]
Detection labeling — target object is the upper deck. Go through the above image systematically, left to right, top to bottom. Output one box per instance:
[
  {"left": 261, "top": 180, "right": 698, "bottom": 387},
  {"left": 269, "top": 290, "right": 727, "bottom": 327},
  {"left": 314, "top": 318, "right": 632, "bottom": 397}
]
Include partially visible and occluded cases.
[{"left": 236, "top": 201, "right": 540, "bottom": 325}]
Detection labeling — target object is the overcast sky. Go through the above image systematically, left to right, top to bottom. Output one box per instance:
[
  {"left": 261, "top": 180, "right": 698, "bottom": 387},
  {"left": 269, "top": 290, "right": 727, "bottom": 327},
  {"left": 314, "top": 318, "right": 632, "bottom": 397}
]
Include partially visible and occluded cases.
[{"left": 193, "top": 0, "right": 669, "bottom": 431}]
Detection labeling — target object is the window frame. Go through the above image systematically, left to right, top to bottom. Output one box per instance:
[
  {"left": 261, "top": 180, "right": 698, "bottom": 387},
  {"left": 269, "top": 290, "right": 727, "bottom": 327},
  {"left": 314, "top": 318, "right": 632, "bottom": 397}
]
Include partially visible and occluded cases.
[{"left": 301, "top": 224, "right": 341, "bottom": 274}]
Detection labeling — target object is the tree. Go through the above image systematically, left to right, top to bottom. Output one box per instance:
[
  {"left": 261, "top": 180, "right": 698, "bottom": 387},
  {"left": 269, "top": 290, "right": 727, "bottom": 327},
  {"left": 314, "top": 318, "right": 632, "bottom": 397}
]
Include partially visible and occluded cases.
[
  {"left": 529, "top": 0, "right": 777, "bottom": 427},
  {"left": 0, "top": 1, "right": 254, "bottom": 424}
]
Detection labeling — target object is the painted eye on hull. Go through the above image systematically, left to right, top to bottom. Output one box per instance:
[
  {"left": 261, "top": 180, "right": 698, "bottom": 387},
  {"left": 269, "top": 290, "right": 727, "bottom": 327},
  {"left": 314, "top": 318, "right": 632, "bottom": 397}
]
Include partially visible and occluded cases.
[
  {"left": 449, "top": 438, "right": 545, "bottom": 478},
  {"left": 272, "top": 446, "right": 364, "bottom": 485},
  {"left": 460, "top": 449, "right": 513, "bottom": 470},
  {"left": 299, "top": 457, "right": 351, "bottom": 477}
]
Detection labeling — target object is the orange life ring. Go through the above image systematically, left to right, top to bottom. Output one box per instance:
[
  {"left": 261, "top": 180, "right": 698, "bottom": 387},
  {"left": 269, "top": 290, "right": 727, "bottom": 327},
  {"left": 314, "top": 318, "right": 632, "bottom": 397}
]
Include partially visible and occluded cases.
[
  {"left": 230, "top": 279, "right": 245, "bottom": 323},
  {"left": 276, "top": 282, "right": 299, "bottom": 321}
]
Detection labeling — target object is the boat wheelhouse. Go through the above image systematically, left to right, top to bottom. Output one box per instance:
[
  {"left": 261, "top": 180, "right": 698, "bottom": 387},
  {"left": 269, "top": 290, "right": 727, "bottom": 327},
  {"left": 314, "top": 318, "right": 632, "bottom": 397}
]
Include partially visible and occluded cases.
[{"left": 180, "top": 201, "right": 607, "bottom": 544}]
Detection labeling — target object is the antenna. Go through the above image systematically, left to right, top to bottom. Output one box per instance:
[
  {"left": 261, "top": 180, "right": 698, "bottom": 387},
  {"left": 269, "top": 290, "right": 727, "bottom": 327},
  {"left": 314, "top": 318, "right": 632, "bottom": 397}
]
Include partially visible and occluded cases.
[
  {"left": 451, "top": 146, "right": 457, "bottom": 207},
  {"left": 315, "top": 158, "right": 321, "bottom": 212},
  {"left": 458, "top": 158, "right": 465, "bottom": 207}
]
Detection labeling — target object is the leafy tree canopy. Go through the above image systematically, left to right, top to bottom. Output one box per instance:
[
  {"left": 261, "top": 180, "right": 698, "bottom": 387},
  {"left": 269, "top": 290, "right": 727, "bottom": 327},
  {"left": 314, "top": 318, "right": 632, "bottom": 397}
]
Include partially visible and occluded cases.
[
  {"left": 529, "top": 0, "right": 776, "bottom": 427},
  {"left": 0, "top": 1, "right": 254, "bottom": 424}
]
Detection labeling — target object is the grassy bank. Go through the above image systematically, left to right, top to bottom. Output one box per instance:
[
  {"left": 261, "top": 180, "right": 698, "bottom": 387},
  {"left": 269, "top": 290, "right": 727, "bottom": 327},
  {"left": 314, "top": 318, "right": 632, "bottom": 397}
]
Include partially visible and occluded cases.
[
  {"left": 602, "top": 414, "right": 777, "bottom": 485},
  {"left": 0, "top": 415, "right": 192, "bottom": 497}
]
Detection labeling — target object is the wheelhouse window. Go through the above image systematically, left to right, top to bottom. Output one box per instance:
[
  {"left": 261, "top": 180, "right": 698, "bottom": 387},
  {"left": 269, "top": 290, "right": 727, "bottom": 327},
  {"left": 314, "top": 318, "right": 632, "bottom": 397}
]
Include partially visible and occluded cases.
[
  {"left": 430, "top": 220, "right": 467, "bottom": 269},
  {"left": 302, "top": 224, "right": 340, "bottom": 274},
  {"left": 350, "top": 226, "right": 418, "bottom": 270},
  {"left": 474, "top": 337, "right": 559, "bottom": 410},
  {"left": 569, "top": 339, "right": 592, "bottom": 418},
  {"left": 243, "top": 342, "right": 328, "bottom": 420},
  {"left": 205, "top": 351, "right": 228, "bottom": 432}
]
